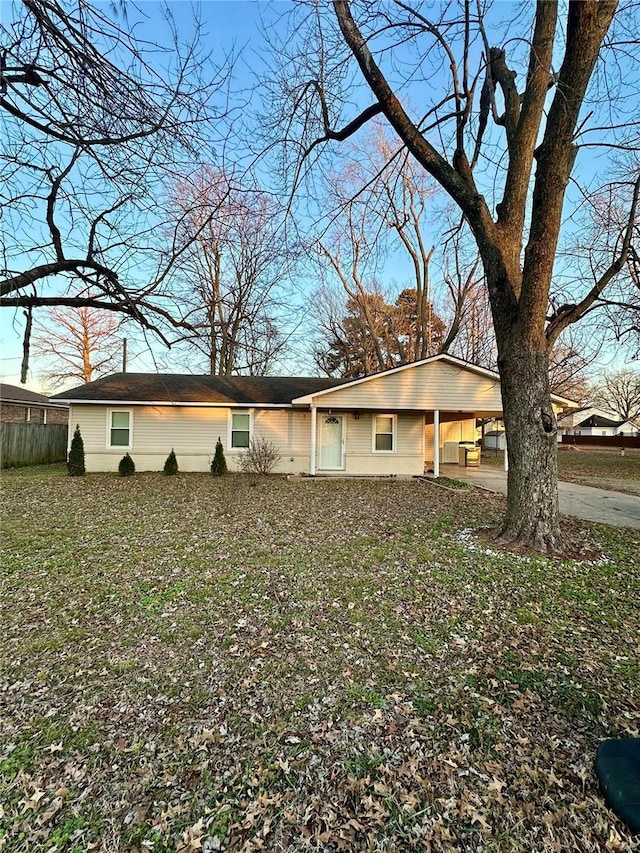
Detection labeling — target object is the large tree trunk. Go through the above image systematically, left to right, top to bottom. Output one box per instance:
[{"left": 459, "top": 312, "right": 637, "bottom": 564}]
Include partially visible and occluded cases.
[{"left": 497, "top": 343, "right": 563, "bottom": 553}]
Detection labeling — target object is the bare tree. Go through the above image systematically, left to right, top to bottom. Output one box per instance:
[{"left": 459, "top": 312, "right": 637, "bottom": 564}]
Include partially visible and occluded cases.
[
  {"left": 1, "top": 0, "right": 232, "bottom": 374},
  {"left": 272, "top": 1, "right": 640, "bottom": 551},
  {"left": 312, "top": 122, "right": 482, "bottom": 362},
  {"left": 168, "top": 168, "right": 294, "bottom": 375},
  {"left": 563, "top": 170, "right": 640, "bottom": 357},
  {"left": 438, "top": 229, "right": 493, "bottom": 365},
  {"left": 32, "top": 306, "right": 123, "bottom": 388},
  {"left": 548, "top": 343, "right": 591, "bottom": 404},
  {"left": 591, "top": 369, "right": 640, "bottom": 422}
]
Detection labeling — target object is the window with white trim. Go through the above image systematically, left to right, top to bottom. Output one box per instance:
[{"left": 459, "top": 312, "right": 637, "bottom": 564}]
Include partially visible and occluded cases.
[
  {"left": 109, "top": 409, "right": 132, "bottom": 448},
  {"left": 230, "top": 411, "right": 251, "bottom": 449},
  {"left": 373, "top": 414, "right": 396, "bottom": 452}
]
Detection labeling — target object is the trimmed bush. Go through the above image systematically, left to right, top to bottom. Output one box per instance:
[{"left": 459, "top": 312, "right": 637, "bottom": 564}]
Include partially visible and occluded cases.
[
  {"left": 67, "top": 424, "right": 86, "bottom": 476},
  {"left": 210, "top": 437, "right": 228, "bottom": 476},
  {"left": 239, "top": 437, "right": 281, "bottom": 476},
  {"left": 163, "top": 449, "right": 178, "bottom": 475},
  {"left": 118, "top": 453, "right": 135, "bottom": 476}
]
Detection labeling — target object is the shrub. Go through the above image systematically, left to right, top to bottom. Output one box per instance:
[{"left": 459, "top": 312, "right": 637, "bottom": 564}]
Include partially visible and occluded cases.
[
  {"left": 67, "top": 424, "right": 86, "bottom": 476},
  {"left": 210, "top": 437, "right": 228, "bottom": 476},
  {"left": 239, "top": 437, "right": 281, "bottom": 476},
  {"left": 163, "top": 449, "right": 178, "bottom": 475},
  {"left": 118, "top": 453, "right": 135, "bottom": 476}
]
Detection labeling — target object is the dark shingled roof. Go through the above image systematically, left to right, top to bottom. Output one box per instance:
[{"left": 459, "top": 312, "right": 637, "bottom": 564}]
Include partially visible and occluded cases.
[
  {"left": 52, "top": 373, "right": 347, "bottom": 405},
  {"left": 1, "top": 383, "right": 68, "bottom": 407},
  {"left": 577, "top": 414, "right": 623, "bottom": 429}
]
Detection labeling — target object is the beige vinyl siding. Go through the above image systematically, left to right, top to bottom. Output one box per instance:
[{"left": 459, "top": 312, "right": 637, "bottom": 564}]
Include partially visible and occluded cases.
[
  {"left": 308, "top": 359, "right": 503, "bottom": 412},
  {"left": 71, "top": 402, "right": 463, "bottom": 476},
  {"left": 71, "top": 404, "right": 311, "bottom": 473},
  {"left": 252, "top": 409, "right": 310, "bottom": 458},
  {"left": 335, "top": 412, "right": 424, "bottom": 476}
]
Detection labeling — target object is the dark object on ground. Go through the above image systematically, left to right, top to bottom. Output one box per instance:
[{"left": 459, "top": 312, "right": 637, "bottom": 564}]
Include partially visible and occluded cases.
[{"left": 595, "top": 738, "right": 640, "bottom": 834}]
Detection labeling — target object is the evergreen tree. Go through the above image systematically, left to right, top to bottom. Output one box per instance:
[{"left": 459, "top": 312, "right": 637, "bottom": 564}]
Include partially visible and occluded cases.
[
  {"left": 67, "top": 424, "right": 85, "bottom": 476},
  {"left": 210, "top": 437, "right": 228, "bottom": 476},
  {"left": 163, "top": 449, "right": 178, "bottom": 475},
  {"left": 118, "top": 453, "right": 135, "bottom": 476}
]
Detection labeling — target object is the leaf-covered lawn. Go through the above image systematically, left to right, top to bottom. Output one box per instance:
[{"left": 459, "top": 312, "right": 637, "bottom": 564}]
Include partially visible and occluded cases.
[
  {"left": 482, "top": 447, "right": 640, "bottom": 495},
  {"left": 1, "top": 467, "right": 639, "bottom": 852}
]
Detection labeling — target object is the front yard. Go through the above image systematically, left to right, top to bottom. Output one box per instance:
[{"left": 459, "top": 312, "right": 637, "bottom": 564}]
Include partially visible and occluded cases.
[{"left": 1, "top": 468, "right": 639, "bottom": 852}]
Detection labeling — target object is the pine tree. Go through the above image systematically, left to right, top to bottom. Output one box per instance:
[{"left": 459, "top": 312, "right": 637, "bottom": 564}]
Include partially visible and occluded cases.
[
  {"left": 67, "top": 424, "right": 85, "bottom": 476},
  {"left": 210, "top": 437, "right": 228, "bottom": 476},
  {"left": 163, "top": 449, "right": 178, "bottom": 475},
  {"left": 118, "top": 453, "right": 135, "bottom": 476}
]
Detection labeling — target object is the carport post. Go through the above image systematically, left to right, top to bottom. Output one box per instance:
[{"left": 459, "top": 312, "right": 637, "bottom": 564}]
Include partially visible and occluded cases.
[
  {"left": 310, "top": 405, "right": 317, "bottom": 476},
  {"left": 433, "top": 409, "right": 440, "bottom": 478},
  {"left": 504, "top": 434, "right": 508, "bottom": 471}
]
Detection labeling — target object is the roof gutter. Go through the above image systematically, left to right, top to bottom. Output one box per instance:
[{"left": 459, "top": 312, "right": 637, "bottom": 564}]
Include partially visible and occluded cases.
[{"left": 53, "top": 399, "right": 295, "bottom": 408}]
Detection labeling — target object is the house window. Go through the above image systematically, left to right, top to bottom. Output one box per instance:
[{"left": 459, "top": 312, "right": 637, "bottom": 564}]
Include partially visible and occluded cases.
[
  {"left": 109, "top": 409, "right": 132, "bottom": 448},
  {"left": 230, "top": 412, "right": 251, "bottom": 449},
  {"left": 373, "top": 414, "right": 396, "bottom": 452}
]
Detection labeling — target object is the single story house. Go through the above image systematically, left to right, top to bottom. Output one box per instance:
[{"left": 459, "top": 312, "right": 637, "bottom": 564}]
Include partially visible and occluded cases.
[
  {"left": 51, "top": 354, "right": 573, "bottom": 477},
  {"left": 0, "top": 383, "right": 69, "bottom": 425},
  {"left": 557, "top": 409, "right": 639, "bottom": 439},
  {"left": 575, "top": 414, "right": 638, "bottom": 437}
]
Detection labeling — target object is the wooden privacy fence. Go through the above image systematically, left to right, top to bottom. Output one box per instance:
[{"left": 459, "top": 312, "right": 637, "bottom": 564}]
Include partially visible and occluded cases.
[{"left": 0, "top": 422, "right": 68, "bottom": 468}]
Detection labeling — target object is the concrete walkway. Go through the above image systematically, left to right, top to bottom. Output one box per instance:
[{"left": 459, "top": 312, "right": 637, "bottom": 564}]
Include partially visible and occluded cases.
[{"left": 440, "top": 464, "right": 640, "bottom": 530}]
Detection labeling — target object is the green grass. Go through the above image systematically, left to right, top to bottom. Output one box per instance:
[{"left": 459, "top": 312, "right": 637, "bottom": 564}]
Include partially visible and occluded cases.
[{"left": 1, "top": 467, "right": 639, "bottom": 851}]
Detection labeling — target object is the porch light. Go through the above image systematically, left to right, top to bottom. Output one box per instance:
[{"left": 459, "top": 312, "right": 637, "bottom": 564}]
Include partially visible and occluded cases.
[{"left": 353, "top": 411, "right": 360, "bottom": 420}]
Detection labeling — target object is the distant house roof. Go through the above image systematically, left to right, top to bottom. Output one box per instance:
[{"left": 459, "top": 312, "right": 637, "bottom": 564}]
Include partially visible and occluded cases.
[
  {"left": 51, "top": 373, "right": 347, "bottom": 406},
  {"left": 0, "top": 383, "right": 68, "bottom": 408},
  {"left": 576, "top": 414, "right": 623, "bottom": 429}
]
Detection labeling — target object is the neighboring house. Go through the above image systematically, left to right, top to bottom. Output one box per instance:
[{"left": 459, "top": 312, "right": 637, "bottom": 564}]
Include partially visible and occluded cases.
[
  {"left": 51, "top": 354, "right": 573, "bottom": 476},
  {"left": 0, "top": 383, "right": 69, "bottom": 425},
  {"left": 557, "top": 407, "right": 639, "bottom": 439},
  {"left": 574, "top": 414, "right": 638, "bottom": 437},
  {"left": 617, "top": 421, "right": 640, "bottom": 436}
]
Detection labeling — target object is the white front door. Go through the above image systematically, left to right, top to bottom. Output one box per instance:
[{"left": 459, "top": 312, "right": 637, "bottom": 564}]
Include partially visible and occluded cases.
[{"left": 319, "top": 415, "right": 344, "bottom": 469}]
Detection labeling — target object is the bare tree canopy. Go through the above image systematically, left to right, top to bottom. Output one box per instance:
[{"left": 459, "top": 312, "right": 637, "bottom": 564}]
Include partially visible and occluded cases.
[
  {"left": 1, "top": 0, "right": 232, "bottom": 372},
  {"left": 269, "top": 0, "right": 640, "bottom": 551},
  {"left": 309, "top": 121, "right": 487, "bottom": 364},
  {"left": 167, "top": 168, "right": 296, "bottom": 376},
  {"left": 32, "top": 305, "right": 123, "bottom": 388},
  {"left": 591, "top": 369, "right": 640, "bottom": 422}
]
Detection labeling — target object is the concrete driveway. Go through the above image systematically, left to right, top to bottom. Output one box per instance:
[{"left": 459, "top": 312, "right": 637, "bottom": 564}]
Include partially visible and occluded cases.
[{"left": 440, "top": 464, "right": 640, "bottom": 530}]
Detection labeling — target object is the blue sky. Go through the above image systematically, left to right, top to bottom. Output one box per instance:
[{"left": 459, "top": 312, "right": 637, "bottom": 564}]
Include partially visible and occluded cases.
[
  {"left": 0, "top": 1, "right": 280, "bottom": 388},
  {"left": 1, "top": 1, "right": 637, "bottom": 390}
]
